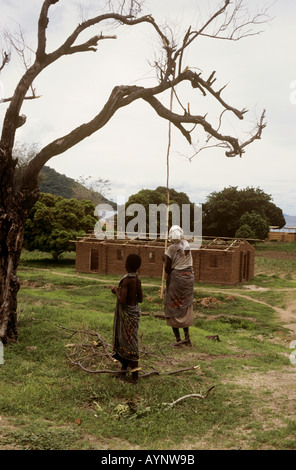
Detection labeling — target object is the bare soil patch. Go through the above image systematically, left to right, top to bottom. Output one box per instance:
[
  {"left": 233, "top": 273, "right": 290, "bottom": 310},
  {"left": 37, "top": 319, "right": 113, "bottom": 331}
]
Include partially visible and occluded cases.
[
  {"left": 178, "top": 366, "right": 296, "bottom": 450},
  {"left": 223, "top": 367, "right": 296, "bottom": 424}
]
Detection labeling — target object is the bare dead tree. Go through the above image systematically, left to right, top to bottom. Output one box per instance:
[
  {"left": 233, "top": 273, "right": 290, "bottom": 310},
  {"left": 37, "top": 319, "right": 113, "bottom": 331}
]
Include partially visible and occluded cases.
[{"left": 0, "top": 0, "right": 269, "bottom": 343}]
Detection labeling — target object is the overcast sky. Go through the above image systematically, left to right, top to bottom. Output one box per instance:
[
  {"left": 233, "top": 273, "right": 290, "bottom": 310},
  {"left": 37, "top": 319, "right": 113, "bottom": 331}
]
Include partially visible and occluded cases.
[{"left": 1, "top": 0, "right": 295, "bottom": 218}]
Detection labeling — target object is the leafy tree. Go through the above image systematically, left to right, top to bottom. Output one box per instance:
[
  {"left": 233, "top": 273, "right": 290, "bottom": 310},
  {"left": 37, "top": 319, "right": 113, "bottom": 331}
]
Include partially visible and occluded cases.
[
  {"left": 0, "top": 0, "right": 269, "bottom": 342},
  {"left": 202, "top": 186, "right": 285, "bottom": 238},
  {"left": 23, "top": 194, "right": 97, "bottom": 260},
  {"left": 235, "top": 211, "right": 269, "bottom": 240},
  {"left": 235, "top": 224, "right": 256, "bottom": 240}
]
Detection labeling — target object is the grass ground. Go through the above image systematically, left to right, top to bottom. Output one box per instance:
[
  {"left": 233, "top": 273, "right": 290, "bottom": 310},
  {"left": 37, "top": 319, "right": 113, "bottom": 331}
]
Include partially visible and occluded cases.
[{"left": 0, "top": 242, "right": 296, "bottom": 451}]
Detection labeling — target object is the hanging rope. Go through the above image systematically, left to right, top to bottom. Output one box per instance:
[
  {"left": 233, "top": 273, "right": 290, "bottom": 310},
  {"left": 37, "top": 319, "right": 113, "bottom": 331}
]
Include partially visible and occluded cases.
[{"left": 160, "top": 79, "right": 174, "bottom": 299}]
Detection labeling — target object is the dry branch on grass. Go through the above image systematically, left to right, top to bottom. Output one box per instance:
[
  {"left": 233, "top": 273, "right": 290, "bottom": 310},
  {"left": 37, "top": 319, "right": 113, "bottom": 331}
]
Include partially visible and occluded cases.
[
  {"left": 47, "top": 320, "right": 208, "bottom": 380},
  {"left": 162, "top": 386, "right": 215, "bottom": 407}
]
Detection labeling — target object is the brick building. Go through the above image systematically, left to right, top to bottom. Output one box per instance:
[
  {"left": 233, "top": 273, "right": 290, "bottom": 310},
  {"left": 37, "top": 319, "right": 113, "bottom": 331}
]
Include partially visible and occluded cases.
[
  {"left": 267, "top": 227, "right": 296, "bottom": 243},
  {"left": 75, "top": 235, "right": 255, "bottom": 285}
]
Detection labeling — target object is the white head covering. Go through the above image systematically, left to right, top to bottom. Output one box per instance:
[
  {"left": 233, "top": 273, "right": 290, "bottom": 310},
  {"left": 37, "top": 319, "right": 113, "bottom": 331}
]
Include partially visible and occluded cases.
[{"left": 168, "top": 225, "right": 184, "bottom": 243}]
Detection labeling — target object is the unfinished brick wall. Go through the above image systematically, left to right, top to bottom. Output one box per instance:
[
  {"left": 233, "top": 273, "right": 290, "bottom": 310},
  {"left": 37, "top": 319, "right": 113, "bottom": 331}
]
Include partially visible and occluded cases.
[
  {"left": 268, "top": 231, "right": 296, "bottom": 242},
  {"left": 75, "top": 237, "right": 255, "bottom": 285},
  {"left": 75, "top": 239, "right": 165, "bottom": 277},
  {"left": 196, "top": 240, "right": 255, "bottom": 284},
  {"left": 193, "top": 248, "right": 236, "bottom": 284}
]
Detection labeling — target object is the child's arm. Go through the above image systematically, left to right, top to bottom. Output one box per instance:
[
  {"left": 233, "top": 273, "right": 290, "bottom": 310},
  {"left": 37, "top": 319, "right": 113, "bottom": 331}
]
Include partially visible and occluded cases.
[{"left": 111, "top": 279, "right": 128, "bottom": 304}]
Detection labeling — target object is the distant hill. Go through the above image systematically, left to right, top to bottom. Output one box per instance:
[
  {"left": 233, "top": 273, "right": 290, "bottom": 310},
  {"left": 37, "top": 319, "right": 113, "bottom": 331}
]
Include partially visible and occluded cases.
[
  {"left": 39, "top": 166, "right": 116, "bottom": 209},
  {"left": 284, "top": 214, "right": 296, "bottom": 227}
]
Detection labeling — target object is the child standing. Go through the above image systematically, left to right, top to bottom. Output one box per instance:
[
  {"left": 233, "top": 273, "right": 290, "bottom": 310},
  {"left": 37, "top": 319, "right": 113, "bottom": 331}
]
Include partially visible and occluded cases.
[{"left": 111, "top": 254, "right": 142, "bottom": 383}]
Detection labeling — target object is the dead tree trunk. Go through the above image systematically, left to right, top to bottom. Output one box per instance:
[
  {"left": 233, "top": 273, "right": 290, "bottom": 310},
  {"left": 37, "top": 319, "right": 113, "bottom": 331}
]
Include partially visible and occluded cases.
[{"left": 0, "top": 151, "right": 39, "bottom": 343}]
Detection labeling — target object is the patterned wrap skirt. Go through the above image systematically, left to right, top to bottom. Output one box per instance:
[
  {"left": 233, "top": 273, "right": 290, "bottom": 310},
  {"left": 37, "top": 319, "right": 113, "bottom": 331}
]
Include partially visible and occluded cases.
[
  {"left": 164, "top": 269, "right": 195, "bottom": 328},
  {"left": 113, "top": 301, "right": 141, "bottom": 362}
]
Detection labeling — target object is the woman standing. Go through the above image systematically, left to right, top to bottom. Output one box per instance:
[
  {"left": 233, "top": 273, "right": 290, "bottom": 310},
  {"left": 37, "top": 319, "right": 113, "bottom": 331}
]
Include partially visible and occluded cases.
[{"left": 163, "top": 225, "right": 195, "bottom": 345}]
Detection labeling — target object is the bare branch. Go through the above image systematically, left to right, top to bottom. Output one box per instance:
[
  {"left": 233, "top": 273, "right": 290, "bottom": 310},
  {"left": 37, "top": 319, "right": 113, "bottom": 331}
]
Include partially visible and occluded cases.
[
  {"left": 36, "top": 0, "right": 59, "bottom": 61},
  {"left": 105, "top": 0, "right": 144, "bottom": 17},
  {"left": 170, "top": 0, "right": 272, "bottom": 80},
  {"left": 173, "top": 0, "right": 233, "bottom": 73},
  {"left": 199, "top": 1, "right": 274, "bottom": 41},
  {"left": 0, "top": 7, "right": 162, "bottom": 153},
  {"left": 44, "top": 12, "right": 163, "bottom": 64},
  {"left": 3, "top": 22, "right": 35, "bottom": 70},
  {"left": 3, "top": 23, "right": 37, "bottom": 100},
  {"left": 64, "top": 33, "right": 117, "bottom": 55},
  {"left": 0, "top": 51, "right": 10, "bottom": 72},
  {"left": 186, "top": 70, "right": 247, "bottom": 120},
  {"left": 143, "top": 92, "right": 266, "bottom": 158},
  {"left": 143, "top": 93, "right": 233, "bottom": 145},
  {"left": 1, "top": 95, "right": 41, "bottom": 104},
  {"left": 238, "top": 109, "right": 267, "bottom": 152},
  {"left": 48, "top": 321, "right": 203, "bottom": 379},
  {"left": 67, "top": 355, "right": 122, "bottom": 375}
]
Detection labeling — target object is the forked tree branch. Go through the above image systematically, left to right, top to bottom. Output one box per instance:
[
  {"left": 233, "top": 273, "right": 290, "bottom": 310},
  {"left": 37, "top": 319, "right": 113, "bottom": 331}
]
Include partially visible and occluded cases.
[
  {"left": 36, "top": 0, "right": 59, "bottom": 61},
  {"left": 198, "top": 0, "right": 273, "bottom": 41},
  {"left": 0, "top": 4, "right": 168, "bottom": 153},
  {"left": 64, "top": 33, "right": 117, "bottom": 54},
  {"left": 143, "top": 92, "right": 265, "bottom": 157}
]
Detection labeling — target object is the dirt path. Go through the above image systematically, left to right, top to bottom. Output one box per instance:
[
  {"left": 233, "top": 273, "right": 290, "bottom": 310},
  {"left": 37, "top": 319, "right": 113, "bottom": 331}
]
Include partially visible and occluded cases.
[{"left": 199, "top": 285, "right": 296, "bottom": 334}]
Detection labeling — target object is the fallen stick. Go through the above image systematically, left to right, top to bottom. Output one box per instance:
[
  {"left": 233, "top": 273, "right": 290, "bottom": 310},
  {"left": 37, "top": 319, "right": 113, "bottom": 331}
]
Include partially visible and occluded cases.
[
  {"left": 47, "top": 320, "right": 114, "bottom": 361},
  {"left": 67, "top": 353, "right": 201, "bottom": 378},
  {"left": 66, "top": 354, "right": 126, "bottom": 375},
  {"left": 141, "top": 365, "right": 200, "bottom": 378},
  {"left": 166, "top": 365, "right": 200, "bottom": 375},
  {"left": 162, "top": 386, "right": 215, "bottom": 407}
]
